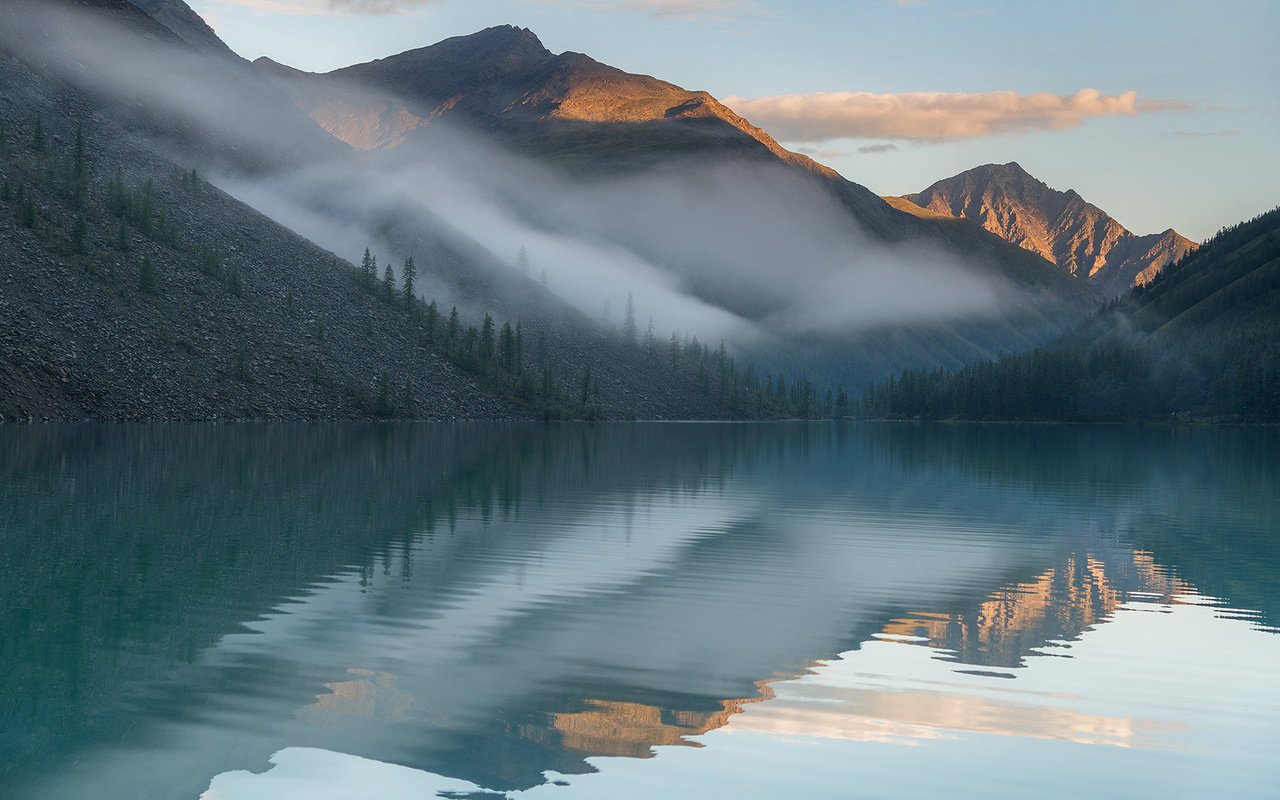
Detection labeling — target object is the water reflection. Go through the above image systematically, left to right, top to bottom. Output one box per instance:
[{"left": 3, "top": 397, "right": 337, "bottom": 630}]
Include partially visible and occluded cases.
[{"left": 1, "top": 423, "right": 1277, "bottom": 799}]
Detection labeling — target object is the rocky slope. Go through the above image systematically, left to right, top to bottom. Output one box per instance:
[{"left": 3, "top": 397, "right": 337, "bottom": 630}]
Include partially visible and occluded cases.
[
  {"left": 0, "top": 1, "right": 747, "bottom": 421},
  {"left": 898, "top": 162, "right": 1197, "bottom": 297}
]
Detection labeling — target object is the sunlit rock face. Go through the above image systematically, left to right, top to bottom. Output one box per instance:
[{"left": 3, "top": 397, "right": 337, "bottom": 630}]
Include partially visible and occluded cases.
[{"left": 897, "top": 162, "right": 1197, "bottom": 296}]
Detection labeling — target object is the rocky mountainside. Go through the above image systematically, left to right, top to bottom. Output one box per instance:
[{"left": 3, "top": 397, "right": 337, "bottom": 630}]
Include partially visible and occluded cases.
[
  {"left": 0, "top": 0, "right": 760, "bottom": 421},
  {"left": 126, "top": 0, "right": 233, "bottom": 56},
  {"left": 0, "top": 1, "right": 1108, "bottom": 421},
  {"left": 898, "top": 162, "right": 1197, "bottom": 297}
]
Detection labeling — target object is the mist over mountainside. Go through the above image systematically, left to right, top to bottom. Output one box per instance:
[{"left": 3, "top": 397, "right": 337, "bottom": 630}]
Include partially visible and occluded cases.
[
  {"left": 0, "top": 0, "right": 771, "bottom": 421},
  {"left": 1, "top": 0, "right": 1114, "bottom": 420},
  {"left": 250, "top": 25, "right": 1101, "bottom": 380},
  {"left": 897, "top": 162, "right": 1197, "bottom": 298},
  {"left": 862, "top": 207, "right": 1280, "bottom": 422}
]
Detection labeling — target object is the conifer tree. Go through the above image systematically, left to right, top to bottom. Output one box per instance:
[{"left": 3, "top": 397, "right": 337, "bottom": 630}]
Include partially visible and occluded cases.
[
  {"left": 517, "top": 246, "right": 530, "bottom": 276},
  {"left": 360, "top": 248, "right": 374, "bottom": 287},
  {"left": 402, "top": 256, "right": 416, "bottom": 309},
  {"left": 382, "top": 264, "right": 394, "bottom": 301},
  {"left": 623, "top": 292, "right": 637, "bottom": 344},
  {"left": 425, "top": 300, "right": 439, "bottom": 341},
  {"left": 448, "top": 306, "right": 460, "bottom": 344},
  {"left": 480, "top": 314, "right": 496, "bottom": 365},
  {"left": 499, "top": 321, "right": 515, "bottom": 373},
  {"left": 402, "top": 377, "right": 415, "bottom": 415}
]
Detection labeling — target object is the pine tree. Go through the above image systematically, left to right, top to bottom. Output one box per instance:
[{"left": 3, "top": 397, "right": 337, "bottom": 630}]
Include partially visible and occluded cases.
[
  {"left": 517, "top": 246, "right": 530, "bottom": 276},
  {"left": 360, "top": 248, "right": 374, "bottom": 287},
  {"left": 402, "top": 256, "right": 416, "bottom": 309},
  {"left": 382, "top": 264, "right": 394, "bottom": 301},
  {"left": 622, "top": 291, "right": 637, "bottom": 345},
  {"left": 425, "top": 300, "right": 439, "bottom": 341},
  {"left": 448, "top": 306, "right": 460, "bottom": 344},
  {"left": 480, "top": 314, "right": 496, "bottom": 365},
  {"left": 644, "top": 317, "right": 655, "bottom": 357},
  {"left": 499, "top": 321, "right": 515, "bottom": 373},
  {"left": 515, "top": 322, "right": 524, "bottom": 369},
  {"left": 402, "top": 377, "right": 416, "bottom": 415}
]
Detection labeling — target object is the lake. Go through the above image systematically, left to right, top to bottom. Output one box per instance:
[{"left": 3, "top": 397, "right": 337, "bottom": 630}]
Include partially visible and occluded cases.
[{"left": 2, "top": 423, "right": 1277, "bottom": 799}]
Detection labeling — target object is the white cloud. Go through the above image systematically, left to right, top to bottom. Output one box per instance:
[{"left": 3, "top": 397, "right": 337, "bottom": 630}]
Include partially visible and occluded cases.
[
  {"left": 211, "top": 0, "right": 440, "bottom": 15},
  {"left": 522, "top": 0, "right": 752, "bottom": 21},
  {"left": 723, "top": 89, "right": 1190, "bottom": 143}
]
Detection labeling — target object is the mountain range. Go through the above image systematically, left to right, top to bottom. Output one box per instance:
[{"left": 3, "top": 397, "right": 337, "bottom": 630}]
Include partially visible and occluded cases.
[
  {"left": 0, "top": 0, "right": 1236, "bottom": 422},
  {"left": 891, "top": 162, "right": 1197, "bottom": 298}
]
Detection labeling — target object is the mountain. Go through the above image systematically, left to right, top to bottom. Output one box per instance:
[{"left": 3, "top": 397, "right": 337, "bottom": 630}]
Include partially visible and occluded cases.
[
  {"left": 0, "top": 0, "right": 770, "bottom": 421},
  {"left": 126, "top": 0, "right": 233, "bottom": 56},
  {"left": 0, "top": 3, "right": 1106, "bottom": 421},
  {"left": 254, "top": 27, "right": 1102, "bottom": 387},
  {"left": 896, "top": 162, "right": 1197, "bottom": 297},
  {"left": 861, "top": 207, "right": 1280, "bottom": 422}
]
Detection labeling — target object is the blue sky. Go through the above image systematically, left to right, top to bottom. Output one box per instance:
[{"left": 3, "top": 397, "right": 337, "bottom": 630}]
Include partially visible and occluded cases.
[{"left": 190, "top": 0, "right": 1278, "bottom": 240}]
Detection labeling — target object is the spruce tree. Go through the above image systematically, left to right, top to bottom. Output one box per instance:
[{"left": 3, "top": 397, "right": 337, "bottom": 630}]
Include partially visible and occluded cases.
[
  {"left": 360, "top": 248, "right": 374, "bottom": 287},
  {"left": 402, "top": 256, "right": 416, "bottom": 309},
  {"left": 382, "top": 264, "right": 394, "bottom": 301},
  {"left": 623, "top": 292, "right": 637, "bottom": 344},
  {"left": 425, "top": 300, "right": 439, "bottom": 341},
  {"left": 448, "top": 306, "right": 460, "bottom": 344},
  {"left": 480, "top": 314, "right": 495, "bottom": 365},
  {"left": 499, "top": 321, "right": 514, "bottom": 373},
  {"left": 402, "top": 377, "right": 415, "bottom": 415}
]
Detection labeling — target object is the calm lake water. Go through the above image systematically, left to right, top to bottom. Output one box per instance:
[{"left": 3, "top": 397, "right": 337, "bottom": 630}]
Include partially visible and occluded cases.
[{"left": 2, "top": 423, "right": 1277, "bottom": 799}]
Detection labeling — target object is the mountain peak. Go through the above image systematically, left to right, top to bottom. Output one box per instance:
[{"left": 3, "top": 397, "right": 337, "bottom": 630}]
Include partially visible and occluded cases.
[
  {"left": 127, "top": 0, "right": 233, "bottom": 55},
  {"left": 898, "top": 163, "right": 1197, "bottom": 296}
]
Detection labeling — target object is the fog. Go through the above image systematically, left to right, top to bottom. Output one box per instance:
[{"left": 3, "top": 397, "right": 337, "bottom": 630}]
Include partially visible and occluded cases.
[{"left": 2, "top": 0, "right": 1024, "bottom": 354}]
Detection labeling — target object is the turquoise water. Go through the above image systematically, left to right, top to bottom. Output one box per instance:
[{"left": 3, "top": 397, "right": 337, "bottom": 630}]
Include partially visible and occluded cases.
[{"left": 2, "top": 423, "right": 1277, "bottom": 799}]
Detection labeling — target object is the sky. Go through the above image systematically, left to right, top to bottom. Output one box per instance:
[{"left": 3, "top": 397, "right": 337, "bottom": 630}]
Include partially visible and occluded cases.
[{"left": 188, "top": 0, "right": 1279, "bottom": 241}]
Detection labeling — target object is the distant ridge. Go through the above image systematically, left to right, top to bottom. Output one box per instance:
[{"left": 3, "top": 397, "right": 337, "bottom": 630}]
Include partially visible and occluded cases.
[{"left": 895, "top": 162, "right": 1197, "bottom": 297}]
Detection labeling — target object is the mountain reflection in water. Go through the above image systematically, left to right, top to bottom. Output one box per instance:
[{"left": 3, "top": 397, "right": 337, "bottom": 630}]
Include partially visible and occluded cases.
[{"left": 1, "top": 423, "right": 1276, "bottom": 800}]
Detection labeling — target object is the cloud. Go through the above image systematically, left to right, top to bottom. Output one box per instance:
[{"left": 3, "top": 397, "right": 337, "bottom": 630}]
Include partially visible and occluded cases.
[
  {"left": 211, "top": 0, "right": 440, "bottom": 15},
  {"left": 522, "top": 0, "right": 752, "bottom": 21},
  {"left": 722, "top": 88, "right": 1190, "bottom": 143},
  {"left": 856, "top": 143, "right": 898, "bottom": 154},
  {"left": 795, "top": 146, "right": 851, "bottom": 159}
]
